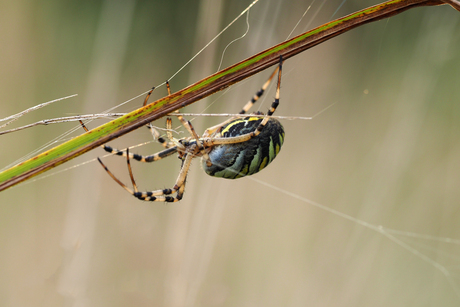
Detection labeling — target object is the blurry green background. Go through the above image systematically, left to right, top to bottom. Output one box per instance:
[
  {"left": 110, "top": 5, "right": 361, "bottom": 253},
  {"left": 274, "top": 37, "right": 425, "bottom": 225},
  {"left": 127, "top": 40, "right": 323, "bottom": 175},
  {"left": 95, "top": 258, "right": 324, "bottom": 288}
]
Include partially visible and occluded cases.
[{"left": 1, "top": 0, "right": 460, "bottom": 306}]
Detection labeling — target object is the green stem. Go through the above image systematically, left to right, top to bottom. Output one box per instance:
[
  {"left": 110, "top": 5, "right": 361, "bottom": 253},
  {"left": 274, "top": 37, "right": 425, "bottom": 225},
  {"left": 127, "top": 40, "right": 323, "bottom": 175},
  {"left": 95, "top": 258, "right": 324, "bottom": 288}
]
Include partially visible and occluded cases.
[{"left": 0, "top": 0, "right": 458, "bottom": 191}]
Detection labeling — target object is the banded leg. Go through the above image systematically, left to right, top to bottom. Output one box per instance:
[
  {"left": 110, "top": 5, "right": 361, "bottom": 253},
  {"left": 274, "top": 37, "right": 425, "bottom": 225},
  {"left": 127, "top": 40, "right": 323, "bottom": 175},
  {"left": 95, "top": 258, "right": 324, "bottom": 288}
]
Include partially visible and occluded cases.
[
  {"left": 204, "top": 56, "right": 283, "bottom": 147},
  {"left": 239, "top": 64, "right": 280, "bottom": 114},
  {"left": 197, "top": 65, "right": 278, "bottom": 139},
  {"left": 165, "top": 80, "right": 212, "bottom": 165},
  {"left": 80, "top": 82, "right": 177, "bottom": 160},
  {"left": 142, "top": 85, "right": 176, "bottom": 149},
  {"left": 142, "top": 86, "right": 155, "bottom": 107},
  {"left": 174, "top": 115, "right": 211, "bottom": 163},
  {"left": 105, "top": 119, "right": 177, "bottom": 160},
  {"left": 79, "top": 120, "right": 178, "bottom": 163},
  {"left": 147, "top": 123, "right": 176, "bottom": 149},
  {"left": 102, "top": 145, "right": 178, "bottom": 162},
  {"left": 131, "top": 146, "right": 191, "bottom": 202},
  {"left": 97, "top": 148, "right": 187, "bottom": 202},
  {"left": 131, "top": 151, "right": 193, "bottom": 202}
]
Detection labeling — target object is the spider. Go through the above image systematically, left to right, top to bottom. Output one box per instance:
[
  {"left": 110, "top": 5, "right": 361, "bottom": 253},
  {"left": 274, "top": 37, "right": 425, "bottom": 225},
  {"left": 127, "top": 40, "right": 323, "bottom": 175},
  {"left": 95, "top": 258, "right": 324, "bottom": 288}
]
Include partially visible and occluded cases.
[{"left": 86, "top": 57, "right": 285, "bottom": 202}]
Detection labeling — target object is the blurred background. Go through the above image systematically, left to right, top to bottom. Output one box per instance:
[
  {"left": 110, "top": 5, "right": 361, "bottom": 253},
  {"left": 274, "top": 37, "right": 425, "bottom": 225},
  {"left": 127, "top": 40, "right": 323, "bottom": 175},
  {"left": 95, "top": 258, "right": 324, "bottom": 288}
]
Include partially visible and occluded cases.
[{"left": 0, "top": 0, "right": 460, "bottom": 306}]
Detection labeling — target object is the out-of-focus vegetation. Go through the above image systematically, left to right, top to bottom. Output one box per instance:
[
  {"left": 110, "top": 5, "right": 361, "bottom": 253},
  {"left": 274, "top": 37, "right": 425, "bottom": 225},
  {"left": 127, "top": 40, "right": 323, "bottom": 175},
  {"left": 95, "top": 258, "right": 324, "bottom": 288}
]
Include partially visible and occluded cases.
[{"left": 0, "top": 0, "right": 459, "bottom": 306}]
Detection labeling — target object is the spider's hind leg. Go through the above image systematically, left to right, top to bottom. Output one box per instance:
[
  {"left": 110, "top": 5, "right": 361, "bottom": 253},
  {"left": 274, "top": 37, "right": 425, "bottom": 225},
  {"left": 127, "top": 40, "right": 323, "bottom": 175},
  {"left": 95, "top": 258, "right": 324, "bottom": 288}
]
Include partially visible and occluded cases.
[
  {"left": 204, "top": 56, "right": 284, "bottom": 148},
  {"left": 251, "top": 56, "right": 283, "bottom": 135},
  {"left": 239, "top": 64, "right": 280, "bottom": 114}
]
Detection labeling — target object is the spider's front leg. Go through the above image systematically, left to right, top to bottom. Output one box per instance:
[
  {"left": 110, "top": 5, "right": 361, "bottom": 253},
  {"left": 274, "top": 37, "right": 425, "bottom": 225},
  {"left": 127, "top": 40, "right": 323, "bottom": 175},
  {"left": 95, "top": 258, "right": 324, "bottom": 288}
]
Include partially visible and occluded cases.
[
  {"left": 79, "top": 119, "right": 177, "bottom": 163},
  {"left": 102, "top": 144, "right": 178, "bottom": 162}
]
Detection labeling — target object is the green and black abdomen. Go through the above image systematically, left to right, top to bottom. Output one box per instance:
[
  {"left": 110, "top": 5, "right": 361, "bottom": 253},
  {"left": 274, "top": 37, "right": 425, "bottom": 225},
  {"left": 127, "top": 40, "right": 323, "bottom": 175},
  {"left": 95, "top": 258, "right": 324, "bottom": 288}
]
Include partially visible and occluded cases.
[{"left": 202, "top": 117, "right": 284, "bottom": 179}]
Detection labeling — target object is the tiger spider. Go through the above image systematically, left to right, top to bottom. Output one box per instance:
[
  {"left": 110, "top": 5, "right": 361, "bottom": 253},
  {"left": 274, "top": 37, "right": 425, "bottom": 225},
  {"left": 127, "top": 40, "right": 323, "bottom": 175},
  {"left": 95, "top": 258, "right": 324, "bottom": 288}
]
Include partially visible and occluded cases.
[{"left": 86, "top": 56, "right": 285, "bottom": 202}]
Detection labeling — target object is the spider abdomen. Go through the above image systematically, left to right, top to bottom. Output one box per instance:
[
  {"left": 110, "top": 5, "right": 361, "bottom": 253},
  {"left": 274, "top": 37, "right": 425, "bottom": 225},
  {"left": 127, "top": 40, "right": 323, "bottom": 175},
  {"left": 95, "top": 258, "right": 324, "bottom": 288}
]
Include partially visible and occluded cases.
[{"left": 202, "top": 117, "right": 284, "bottom": 179}]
